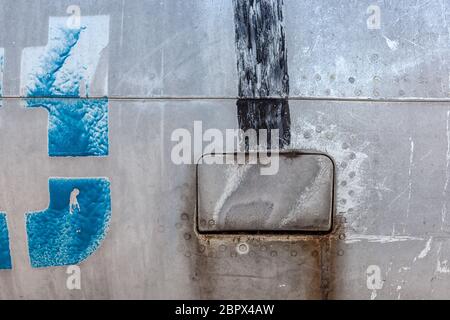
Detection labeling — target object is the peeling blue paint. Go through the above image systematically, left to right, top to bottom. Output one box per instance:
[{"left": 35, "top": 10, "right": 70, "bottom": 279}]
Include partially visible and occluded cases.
[
  {"left": 22, "top": 16, "right": 110, "bottom": 98},
  {"left": 23, "top": 20, "right": 109, "bottom": 156},
  {"left": 25, "top": 26, "right": 84, "bottom": 98},
  {"left": 27, "top": 98, "right": 109, "bottom": 156},
  {"left": 26, "top": 178, "right": 111, "bottom": 268},
  {"left": 0, "top": 213, "right": 12, "bottom": 270}
]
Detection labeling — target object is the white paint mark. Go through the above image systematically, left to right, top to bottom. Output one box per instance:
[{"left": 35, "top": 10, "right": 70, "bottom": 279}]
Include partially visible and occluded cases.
[
  {"left": 119, "top": 0, "right": 125, "bottom": 48},
  {"left": 382, "top": 35, "right": 399, "bottom": 51},
  {"left": 441, "top": 110, "right": 450, "bottom": 230},
  {"left": 444, "top": 110, "right": 450, "bottom": 193},
  {"left": 291, "top": 117, "right": 369, "bottom": 233},
  {"left": 404, "top": 137, "right": 414, "bottom": 232},
  {"left": 281, "top": 157, "right": 332, "bottom": 226},
  {"left": 213, "top": 164, "right": 250, "bottom": 222},
  {"left": 442, "top": 203, "right": 448, "bottom": 230},
  {"left": 346, "top": 234, "right": 423, "bottom": 244},
  {"left": 414, "top": 237, "right": 432, "bottom": 261}
]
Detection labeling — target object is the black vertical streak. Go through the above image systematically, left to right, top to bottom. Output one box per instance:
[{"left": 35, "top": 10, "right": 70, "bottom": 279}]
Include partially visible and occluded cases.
[
  {"left": 233, "top": 0, "right": 291, "bottom": 149},
  {"left": 233, "top": 0, "right": 289, "bottom": 98},
  {"left": 237, "top": 99, "right": 290, "bottom": 149}
]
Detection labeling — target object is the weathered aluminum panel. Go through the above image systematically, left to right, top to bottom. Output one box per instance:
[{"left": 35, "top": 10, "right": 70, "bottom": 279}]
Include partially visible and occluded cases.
[
  {"left": 0, "top": 0, "right": 448, "bottom": 99},
  {"left": 0, "top": 0, "right": 449, "bottom": 300},
  {"left": 286, "top": 0, "right": 450, "bottom": 99},
  {"left": 0, "top": 99, "right": 448, "bottom": 299}
]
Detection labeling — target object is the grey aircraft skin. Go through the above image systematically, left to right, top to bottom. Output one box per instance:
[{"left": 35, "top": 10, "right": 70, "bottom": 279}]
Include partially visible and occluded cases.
[{"left": 0, "top": 0, "right": 449, "bottom": 300}]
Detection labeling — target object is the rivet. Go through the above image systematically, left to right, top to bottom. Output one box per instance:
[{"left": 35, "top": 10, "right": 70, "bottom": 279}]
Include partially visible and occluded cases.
[{"left": 236, "top": 242, "right": 249, "bottom": 255}]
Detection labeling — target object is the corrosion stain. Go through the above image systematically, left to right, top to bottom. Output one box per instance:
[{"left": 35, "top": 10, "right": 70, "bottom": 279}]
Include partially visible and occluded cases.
[
  {"left": 185, "top": 160, "right": 343, "bottom": 299},
  {"left": 185, "top": 207, "right": 345, "bottom": 299},
  {"left": 188, "top": 231, "right": 334, "bottom": 299}
]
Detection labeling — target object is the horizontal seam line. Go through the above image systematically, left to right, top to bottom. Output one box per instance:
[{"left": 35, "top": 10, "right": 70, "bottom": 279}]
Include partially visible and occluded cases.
[{"left": 1, "top": 96, "right": 450, "bottom": 103}]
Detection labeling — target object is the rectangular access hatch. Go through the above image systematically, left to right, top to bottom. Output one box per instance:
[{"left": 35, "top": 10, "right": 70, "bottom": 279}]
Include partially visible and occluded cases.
[{"left": 196, "top": 152, "right": 335, "bottom": 233}]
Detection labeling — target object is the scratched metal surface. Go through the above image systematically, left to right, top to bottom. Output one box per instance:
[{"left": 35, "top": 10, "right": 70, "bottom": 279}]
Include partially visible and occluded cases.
[
  {"left": 0, "top": 0, "right": 449, "bottom": 300},
  {"left": 0, "top": 0, "right": 448, "bottom": 99},
  {"left": 286, "top": 0, "right": 450, "bottom": 99}
]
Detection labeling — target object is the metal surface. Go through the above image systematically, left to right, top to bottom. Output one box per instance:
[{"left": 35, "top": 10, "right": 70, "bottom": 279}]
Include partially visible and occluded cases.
[
  {"left": 0, "top": 0, "right": 448, "bottom": 300},
  {"left": 0, "top": 0, "right": 448, "bottom": 99},
  {"left": 286, "top": 0, "right": 450, "bottom": 99},
  {"left": 0, "top": 99, "right": 448, "bottom": 299},
  {"left": 197, "top": 153, "right": 334, "bottom": 233}
]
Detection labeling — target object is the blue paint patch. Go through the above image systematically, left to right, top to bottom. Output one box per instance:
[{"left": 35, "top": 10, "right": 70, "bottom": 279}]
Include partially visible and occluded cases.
[
  {"left": 22, "top": 16, "right": 109, "bottom": 98},
  {"left": 23, "top": 22, "right": 109, "bottom": 156},
  {"left": 25, "top": 26, "right": 84, "bottom": 98},
  {"left": 27, "top": 98, "right": 108, "bottom": 156},
  {"left": 26, "top": 178, "right": 111, "bottom": 268},
  {"left": 0, "top": 213, "right": 12, "bottom": 270}
]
